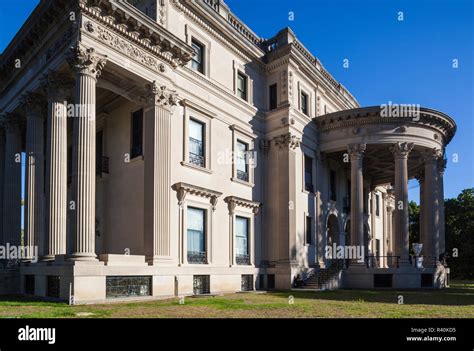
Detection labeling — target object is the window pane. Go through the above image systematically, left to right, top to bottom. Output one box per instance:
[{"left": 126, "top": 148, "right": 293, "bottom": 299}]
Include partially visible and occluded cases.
[
  {"left": 191, "top": 40, "right": 204, "bottom": 73},
  {"left": 237, "top": 72, "right": 247, "bottom": 100},
  {"left": 269, "top": 84, "right": 277, "bottom": 110},
  {"left": 131, "top": 109, "right": 143, "bottom": 158},
  {"left": 236, "top": 140, "right": 248, "bottom": 173},
  {"left": 187, "top": 208, "right": 205, "bottom": 253},
  {"left": 236, "top": 216, "right": 249, "bottom": 256}
]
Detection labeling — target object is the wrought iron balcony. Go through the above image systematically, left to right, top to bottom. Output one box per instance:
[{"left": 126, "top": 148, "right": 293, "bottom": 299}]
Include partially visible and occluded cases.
[
  {"left": 189, "top": 153, "right": 205, "bottom": 167},
  {"left": 237, "top": 169, "right": 249, "bottom": 182},
  {"left": 187, "top": 251, "right": 207, "bottom": 264},
  {"left": 236, "top": 254, "right": 250, "bottom": 265}
]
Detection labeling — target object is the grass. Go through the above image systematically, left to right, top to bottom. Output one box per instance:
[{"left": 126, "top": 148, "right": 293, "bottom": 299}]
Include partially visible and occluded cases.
[{"left": 0, "top": 281, "right": 472, "bottom": 318}]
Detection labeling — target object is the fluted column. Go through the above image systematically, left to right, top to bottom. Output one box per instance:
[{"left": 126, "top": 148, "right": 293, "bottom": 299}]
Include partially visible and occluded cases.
[
  {"left": 67, "top": 45, "right": 107, "bottom": 261},
  {"left": 42, "top": 73, "right": 71, "bottom": 260},
  {"left": 143, "top": 82, "right": 177, "bottom": 263},
  {"left": 22, "top": 93, "right": 46, "bottom": 259},
  {"left": 2, "top": 114, "right": 22, "bottom": 247},
  {"left": 0, "top": 125, "right": 4, "bottom": 246},
  {"left": 390, "top": 142, "right": 414, "bottom": 266},
  {"left": 348, "top": 143, "right": 366, "bottom": 263},
  {"left": 422, "top": 148, "right": 442, "bottom": 266},
  {"left": 438, "top": 159, "right": 446, "bottom": 256},
  {"left": 416, "top": 172, "right": 426, "bottom": 255}
]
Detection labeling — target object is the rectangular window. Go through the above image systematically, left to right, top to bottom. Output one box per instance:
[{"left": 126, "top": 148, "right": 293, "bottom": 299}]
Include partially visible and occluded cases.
[
  {"left": 191, "top": 39, "right": 204, "bottom": 74},
  {"left": 237, "top": 71, "right": 248, "bottom": 101},
  {"left": 269, "top": 84, "right": 277, "bottom": 110},
  {"left": 301, "top": 91, "right": 309, "bottom": 116},
  {"left": 131, "top": 109, "right": 143, "bottom": 159},
  {"left": 189, "top": 118, "right": 205, "bottom": 167},
  {"left": 236, "top": 140, "right": 249, "bottom": 182},
  {"left": 304, "top": 155, "right": 313, "bottom": 192},
  {"left": 330, "top": 170, "right": 337, "bottom": 201},
  {"left": 376, "top": 194, "right": 380, "bottom": 217},
  {"left": 187, "top": 207, "right": 207, "bottom": 264},
  {"left": 236, "top": 216, "right": 250, "bottom": 265},
  {"left": 306, "top": 216, "right": 312, "bottom": 244},
  {"left": 193, "top": 275, "right": 210, "bottom": 295},
  {"left": 241, "top": 275, "right": 254, "bottom": 291},
  {"left": 47, "top": 276, "right": 60, "bottom": 298},
  {"left": 106, "top": 276, "right": 152, "bottom": 298}
]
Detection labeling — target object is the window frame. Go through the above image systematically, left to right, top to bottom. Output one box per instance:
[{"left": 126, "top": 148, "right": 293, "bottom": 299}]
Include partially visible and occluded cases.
[
  {"left": 185, "top": 25, "right": 211, "bottom": 78},
  {"left": 191, "top": 38, "right": 205, "bottom": 74},
  {"left": 236, "top": 71, "right": 248, "bottom": 101},
  {"left": 300, "top": 90, "right": 309, "bottom": 116},
  {"left": 181, "top": 100, "right": 215, "bottom": 174},
  {"left": 230, "top": 124, "right": 257, "bottom": 187},
  {"left": 304, "top": 154, "right": 314, "bottom": 193},
  {"left": 183, "top": 201, "right": 213, "bottom": 265},
  {"left": 235, "top": 215, "right": 250, "bottom": 265},
  {"left": 305, "top": 215, "right": 313, "bottom": 245}
]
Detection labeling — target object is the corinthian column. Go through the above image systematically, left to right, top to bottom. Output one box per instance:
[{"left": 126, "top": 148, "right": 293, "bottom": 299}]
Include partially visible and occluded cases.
[
  {"left": 67, "top": 45, "right": 107, "bottom": 261},
  {"left": 41, "top": 73, "right": 71, "bottom": 260},
  {"left": 144, "top": 82, "right": 177, "bottom": 263},
  {"left": 21, "top": 92, "right": 46, "bottom": 259},
  {"left": 2, "top": 114, "right": 22, "bottom": 247},
  {"left": 390, "top": 142, "right": 414, "bottom": 266},
  {"left": 348, "top": 143, "right": 366, "bottom": 263},
  {"left": 422, "top": 148, "right": 442, "bottom": 266},
  {"left": 437, "top": 159, "right": 447, "bottom": 256}
]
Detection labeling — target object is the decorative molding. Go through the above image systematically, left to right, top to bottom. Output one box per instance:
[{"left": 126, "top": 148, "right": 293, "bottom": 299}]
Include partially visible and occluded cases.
[
  {"left": 67, "top": 44, "right": 107, "bottom": 79},
  {"left": 180, "top": 99, "right": 217, "bottom": 119},
  {"left": 274, "top": 133, "right": 300, "bottom": 150},
  {"left": 172, "top": 182, "right": 223, "bottom": 210},
  {"left": 224, "top": 196, "right": 261, "bottom": 215}
]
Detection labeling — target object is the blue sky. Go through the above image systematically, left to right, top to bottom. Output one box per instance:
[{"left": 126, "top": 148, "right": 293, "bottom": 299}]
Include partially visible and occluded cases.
[{"left": 1, "top": 0, "right": 473, "bottom": 203}]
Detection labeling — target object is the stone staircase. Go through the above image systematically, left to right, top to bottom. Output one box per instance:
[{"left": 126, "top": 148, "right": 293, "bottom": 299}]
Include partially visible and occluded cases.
[{"left": 300, "top": 260, "right": 345, "bottom": 290}]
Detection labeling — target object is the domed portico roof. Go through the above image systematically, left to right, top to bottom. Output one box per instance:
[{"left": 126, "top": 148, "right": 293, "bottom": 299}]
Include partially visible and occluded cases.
[{"left": 314, "top": 106, "right": 456, "bottom": 185}]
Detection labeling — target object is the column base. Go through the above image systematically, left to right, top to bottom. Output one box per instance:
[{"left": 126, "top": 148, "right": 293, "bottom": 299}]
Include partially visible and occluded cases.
[{"left": 68, "top": 252, "right": 98, "bottom": 261}]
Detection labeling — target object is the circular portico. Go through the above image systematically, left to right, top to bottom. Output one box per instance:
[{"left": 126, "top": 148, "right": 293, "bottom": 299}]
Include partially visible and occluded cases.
[{"left": 314, "top": 106, "right": 456, "bottom": 269}]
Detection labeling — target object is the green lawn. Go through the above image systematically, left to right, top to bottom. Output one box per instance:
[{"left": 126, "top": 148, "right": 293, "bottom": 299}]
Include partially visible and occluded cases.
[{"left": 0, "top": 281, "right": 472, "bottom": 318}]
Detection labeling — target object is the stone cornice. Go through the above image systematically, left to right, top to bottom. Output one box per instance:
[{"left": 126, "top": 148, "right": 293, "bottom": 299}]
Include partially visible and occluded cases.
[
  {"left": 80, "top": 0, "right": 194, "bottom": 68},
  {"left": 314, "top": 106, "right": 456, "bottom": 145},
  {"left": 172, "top": 182, "right": 223, "bottom": 210},
  {"left": 224, "top": 196, "right": 261, "bottom": 215}
]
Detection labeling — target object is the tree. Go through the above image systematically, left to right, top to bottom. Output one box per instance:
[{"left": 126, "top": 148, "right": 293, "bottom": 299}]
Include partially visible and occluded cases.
[{"left": 445, "top": 188, "right": 474, "bottom": 278}]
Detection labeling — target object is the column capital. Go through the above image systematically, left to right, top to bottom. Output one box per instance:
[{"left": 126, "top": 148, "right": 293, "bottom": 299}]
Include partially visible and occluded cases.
[
  {"left": 67, "top": 44, "right": 107, "bottom": 79},
  {"left": 40, "top": 71, "right": 74, "bottom": 101},
  {"left": 144, "top": 81, "right": 178, "bottom": 109},
  {"left": 19, "top": 92, "right": 46, "bottom": 117},
  {"left": 1, "top": 113, "right": 23, "bottom": 132},
  {"left": 274, "top": 133, "right": 301, "bottom": 150},
  {"left": 390, "top": 142, "right": 414, "bottom": 159},
  {"left": 348, "top": 143, "right": 366, "bottom": 160},
  {"left": 422, "top": 147, "right": 443, "bottom": 163},
  {"left": 437, "top": 158, "right": 447, "bottom": 174}
]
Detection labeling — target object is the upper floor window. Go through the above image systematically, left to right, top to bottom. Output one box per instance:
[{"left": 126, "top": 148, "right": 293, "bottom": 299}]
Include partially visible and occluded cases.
[
  {"left": 191, "top": 39, "right": 204, "bottom": 74},
  {"left": 237, "top": 72, "right": 248, "bottom": 101},
  {"left": 269, "top": 84, "right": 277, "bottom": 110},
  {"left": 301, "top": 91, "right": 309, "bottom": 116},
  {"left": 131, "top": 109, "right": 143, "bottom": 159},
  {"left": 189, "top": 118, "right": 205, "bottom": 167},
  {"left": 236, "top": 140, "right": 249, "bottom": 182},
  {"left": 304, "top": 155, "right": 314, "bottom": 192},
  {"left": 330, "top": 169, "right": 337, "bottom": 201},
  {"left": 187, "top": 207, "right": 207, "bottom": 264},
  {"left": 236, "top": 216, "right": 250, "bottom": 265},
  {"left": 306, "top": 216, "right": 312, "bottom": 244}
]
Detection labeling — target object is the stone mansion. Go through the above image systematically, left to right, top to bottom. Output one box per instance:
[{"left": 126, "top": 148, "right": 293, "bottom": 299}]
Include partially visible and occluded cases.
[{"left": 0, "top": 0, "right": 455, "bottom": 303}]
